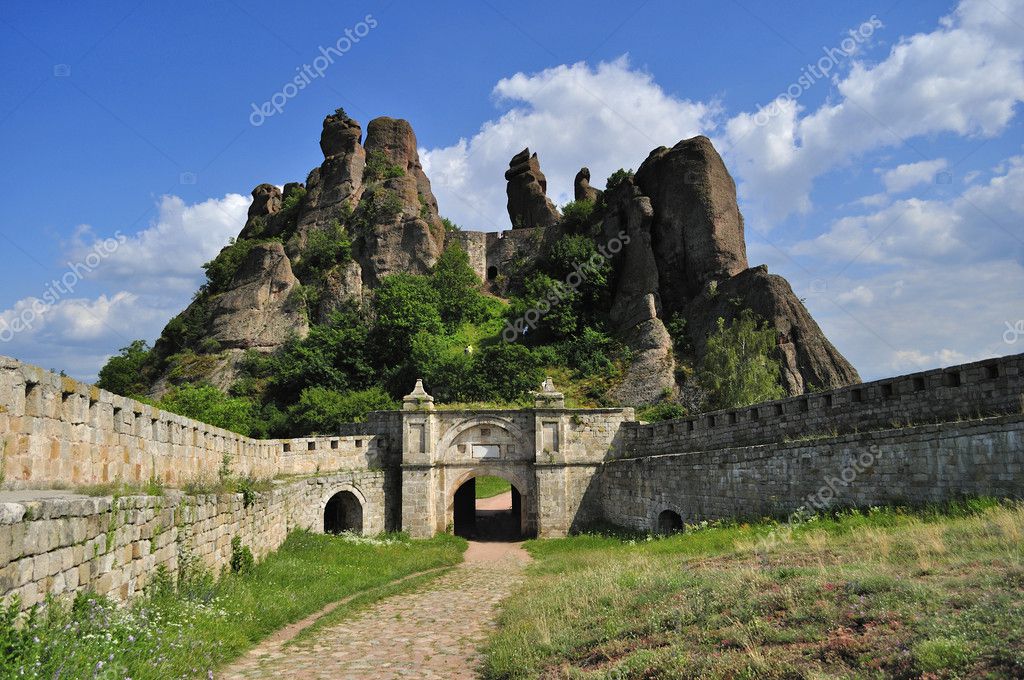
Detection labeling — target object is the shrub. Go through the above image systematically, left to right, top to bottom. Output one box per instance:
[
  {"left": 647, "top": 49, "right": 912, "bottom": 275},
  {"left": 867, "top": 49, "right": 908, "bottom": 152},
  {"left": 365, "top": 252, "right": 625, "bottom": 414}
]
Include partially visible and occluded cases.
[
  {"left": 364, "top": 150, "right": 405, "bottom": 182},
  {"left": 605, "top": 168, "right": 634, "bottom": 191},
  {"left": 280, "top": 186, "right": 306, "bottom": 213},
  {"left": 560, "top": 199, "right": 595, "bottom": 230},
  {"left": 441, "top": 217, "right": 461, "bottom": 232},
  {"left": 301, "top": 219, "right": 352, "bottom": 277},
  {"left": 202, "top": 238, "right": 259, "bottom": 294},
  {"left": 266, "top": 305, "right": 374, "bottom": 404},
  {"left": 557, "top": 327, "right": 620, "bottom": 378},
  {"left": 97, "top": 340, "right": 151, "bottom": 396},
  {"left": 470, "top": 343, "right": 544, "bottom": 402},
  {"left": 157, "top": 384, "right": 259, "bottom": 436},
  {"left": 287, "top": 386, "right": 397, "bottom": 434},
  {"left": 636, "top": 401, "right": 687, "bottom": 422},
  {"left": 229, "top": 536, "right": 254, "bottom": 574}
]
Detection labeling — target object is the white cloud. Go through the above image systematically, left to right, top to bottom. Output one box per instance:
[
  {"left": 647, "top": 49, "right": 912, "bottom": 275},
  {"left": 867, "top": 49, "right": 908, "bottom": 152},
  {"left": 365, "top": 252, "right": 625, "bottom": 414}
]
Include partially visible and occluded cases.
[
  {"left": 721, "top": 0, "right": 1024, "bottom": 226},
  {"left": 421, "top": 56, "right": 718, "bottom": 230},
  {"left": 793, "top": 155, "right": 1024, "bottom": 265},
  {"left": 878, "top": 158, "right": 949, "bottom": 194},
  {"left": 0, "top": 193, "right": 249, "bottom": 381},
  {"left": 68, "top": 193, "right": 249, "bottom": 294},
  {"left": 788, "top": 258, "right": 1023, "bottom": 381},
  {"left": 837, "top": 285, "right": 874, "bottom": 305}
]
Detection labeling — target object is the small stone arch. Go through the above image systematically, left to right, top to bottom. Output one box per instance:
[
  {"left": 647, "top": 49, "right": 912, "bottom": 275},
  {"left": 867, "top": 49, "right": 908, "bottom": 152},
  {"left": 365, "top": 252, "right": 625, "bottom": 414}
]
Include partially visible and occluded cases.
[
  {"left": 487, "top": 265, "right": 498, "bottom": 281},
  {"left": 321, "top": 484, "right": 367, "bottom": 535},
  {"left": 657, "top": 509, "right": 683, "bottom": 535}
]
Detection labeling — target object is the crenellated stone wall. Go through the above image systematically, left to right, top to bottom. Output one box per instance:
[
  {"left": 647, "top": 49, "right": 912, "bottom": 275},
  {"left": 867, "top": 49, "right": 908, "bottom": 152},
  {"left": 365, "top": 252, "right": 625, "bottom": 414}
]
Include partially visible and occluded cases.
[
  {"left": 2, "top": 350, "right": 1022, "bottom": 612},
  {"left": 619, "top": 354, "right": 1023, "bottom": 459},
  {"left": 0, "top": 356, "right": 399, "bottom": 489},
  {"left": 597, "top": 415, "right": 1024, "bottom": 532}
]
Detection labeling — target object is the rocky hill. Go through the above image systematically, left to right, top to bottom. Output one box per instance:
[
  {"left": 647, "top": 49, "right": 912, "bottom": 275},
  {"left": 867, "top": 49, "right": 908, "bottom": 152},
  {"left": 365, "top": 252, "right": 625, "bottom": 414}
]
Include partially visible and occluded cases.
[{"left": 136, "top": 109, "right": 858, "bottom": 409}]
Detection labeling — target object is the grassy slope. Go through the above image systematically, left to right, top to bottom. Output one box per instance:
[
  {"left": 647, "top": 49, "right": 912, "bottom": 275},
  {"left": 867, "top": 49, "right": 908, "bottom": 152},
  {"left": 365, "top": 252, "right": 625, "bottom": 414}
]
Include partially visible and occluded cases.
[
  {"left": 477, "top": 475, "right": 513, "bottom": 499},
  {"left": 484, "top": 502, "right": 1024, "bottom": 679},
  {"left": 2, "top": 531, "right": 466, "bottom": 679}
]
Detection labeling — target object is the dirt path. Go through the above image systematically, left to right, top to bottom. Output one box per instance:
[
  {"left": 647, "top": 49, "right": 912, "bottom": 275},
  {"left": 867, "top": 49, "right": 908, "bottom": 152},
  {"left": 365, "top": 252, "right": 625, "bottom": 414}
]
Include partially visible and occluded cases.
[{"left": 220, "top": 541, "right": 530, "bottom": 679}]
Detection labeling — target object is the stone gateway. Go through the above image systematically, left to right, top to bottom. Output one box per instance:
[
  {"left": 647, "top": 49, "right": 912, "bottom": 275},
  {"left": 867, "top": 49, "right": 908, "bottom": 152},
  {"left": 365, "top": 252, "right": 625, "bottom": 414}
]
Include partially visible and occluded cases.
[{"left": 1, "top": 353, "right": 1023, "bottom": 608}]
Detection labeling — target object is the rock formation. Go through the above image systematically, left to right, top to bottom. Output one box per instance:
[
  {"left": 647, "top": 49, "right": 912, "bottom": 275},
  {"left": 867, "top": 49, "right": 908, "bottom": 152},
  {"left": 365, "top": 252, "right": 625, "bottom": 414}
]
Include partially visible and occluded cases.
[
  {"left": 140, "top": 108, "right": 858, "bottom": 403},
  {"left": 600, "top": 135, "right": 858, "bottom": 402},
  {"left": 634, "top": 136, "right": 748, "bottom": 308},
  {"left": 505, "top": 148, "right": 560, "bottom": 229},
  {"left": 574, "top": 167, "right": 602, "bottom": 203},
  {"left": 208, "top": 241, "right": 308, "bottom": 350}
]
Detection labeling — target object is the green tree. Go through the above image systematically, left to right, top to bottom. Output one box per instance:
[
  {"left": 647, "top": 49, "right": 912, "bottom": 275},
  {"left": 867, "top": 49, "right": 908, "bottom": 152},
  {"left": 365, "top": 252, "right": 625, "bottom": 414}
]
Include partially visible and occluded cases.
[
  {"left": 202, "top": 239, "right": 258, "bottom": 294},
  {"left": 431, "top": 243, "right": 488, "bottom": 329},
  {"left": 371, "top": 274, "right": 443, "bottom": 365},
  {"left": 267, "top": 306, "right": 373, "bottom": 404},
  {"left": 699, "top": 308, "right": 784, "bottom": 410},
  {"left": 409, "top": 331, "right": 475, "bottom": 403},
  {"left": 97, "top": 340, "right": 152, "bottom": 396},
  {"left": 470, "top": 343, "right": 545, "bottom": 402},
  {"left": 157, "top": 384, "right": 258, "bottom": 436},
  {"left": 286, "top": 386, "right": 397, "bottom": 435}
]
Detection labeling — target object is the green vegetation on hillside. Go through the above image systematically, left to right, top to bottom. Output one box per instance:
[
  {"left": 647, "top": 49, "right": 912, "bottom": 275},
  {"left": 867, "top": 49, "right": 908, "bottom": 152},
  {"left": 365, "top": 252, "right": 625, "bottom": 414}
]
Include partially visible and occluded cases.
[
  {"left": 99, "top": 221, "right": 788, "bottom": 436},
  {"left": 483, "top": 500, "right": 1024, "bottom": 679},
  {"left": 0, "top": 531, "right": 465, "bottom": 680}
]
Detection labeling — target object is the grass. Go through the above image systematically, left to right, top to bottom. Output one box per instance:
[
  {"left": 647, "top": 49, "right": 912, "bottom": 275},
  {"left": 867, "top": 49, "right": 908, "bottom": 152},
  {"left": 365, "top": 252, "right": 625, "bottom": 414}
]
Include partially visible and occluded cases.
[
  {"left": 476, "top": 475, "right": 512, "bottom": 499},
  {"left": 483, "top": 500, "right": 1024, "bottom": 679},
  {"left": 1, "top": 531, "right": 466, "bottom": 679}
]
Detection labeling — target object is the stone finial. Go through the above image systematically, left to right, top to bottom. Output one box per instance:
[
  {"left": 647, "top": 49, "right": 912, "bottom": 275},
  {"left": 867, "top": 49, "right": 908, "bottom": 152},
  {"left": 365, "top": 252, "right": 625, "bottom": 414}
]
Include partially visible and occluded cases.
[
  {"left": 534, "top": 376, "right": 565, "bottom": 408},
  {"left": 403, "top": 379, "right": 435, "bottom": 411}
]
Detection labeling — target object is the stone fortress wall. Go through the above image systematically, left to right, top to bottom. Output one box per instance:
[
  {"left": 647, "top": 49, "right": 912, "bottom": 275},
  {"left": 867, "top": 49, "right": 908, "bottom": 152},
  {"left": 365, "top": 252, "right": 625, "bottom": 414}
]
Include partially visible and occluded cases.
[
  {"left": 1, "top": 352, "right": 1022, "bottom": 611},
  {"left": 593, "top": 353, "right": 1024, "bottom": 531},
  {"left": 0, "top": 356, "right": 400, "bottom": 489},
  {"left": 0, "top": 471, "right": 388, "bottom": 610}
]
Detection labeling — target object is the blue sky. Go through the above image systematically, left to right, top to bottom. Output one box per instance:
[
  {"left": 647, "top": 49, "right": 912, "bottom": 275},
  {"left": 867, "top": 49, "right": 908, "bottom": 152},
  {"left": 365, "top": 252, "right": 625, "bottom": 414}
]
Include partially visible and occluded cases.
[{"left": 1, "top": 0, "right": 1022, "bottom": 382}]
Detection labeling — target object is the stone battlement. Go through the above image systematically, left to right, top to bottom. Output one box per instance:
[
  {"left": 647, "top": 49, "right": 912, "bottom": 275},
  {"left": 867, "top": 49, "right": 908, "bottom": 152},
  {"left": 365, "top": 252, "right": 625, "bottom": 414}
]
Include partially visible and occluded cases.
[
  {"left": 622, "top": 353, "right": 1023, "bottom": 459},
  {"left": 0, "top": 355, "right": 399, "bottom": 489}
]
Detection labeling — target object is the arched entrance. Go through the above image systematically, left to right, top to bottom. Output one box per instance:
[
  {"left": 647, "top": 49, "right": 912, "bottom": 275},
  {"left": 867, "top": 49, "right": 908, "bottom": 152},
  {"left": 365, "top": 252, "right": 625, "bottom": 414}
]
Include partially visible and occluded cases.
[
  {"left": 452, "top": 475, "right": 524, "bottom": 541},
  {"left": 324, "top": 490, "right": 363, "bottom": 534},
  {"left": 658, "top": 509, "right": 683, "bottom": 534}
]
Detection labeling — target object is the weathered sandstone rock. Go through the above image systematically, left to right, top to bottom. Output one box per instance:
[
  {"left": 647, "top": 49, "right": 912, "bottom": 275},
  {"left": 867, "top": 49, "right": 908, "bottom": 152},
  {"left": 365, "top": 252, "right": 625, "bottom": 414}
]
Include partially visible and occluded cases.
[
  {"left": 505, "top": 148, "right": 560, "bottom": 229},
  {"left": 574, "top": 167, "right": 602, "bottom": 203}
]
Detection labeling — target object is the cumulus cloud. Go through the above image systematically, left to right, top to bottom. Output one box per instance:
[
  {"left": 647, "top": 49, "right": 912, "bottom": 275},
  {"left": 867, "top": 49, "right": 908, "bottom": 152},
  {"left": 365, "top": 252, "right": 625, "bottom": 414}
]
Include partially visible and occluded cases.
[
  {"left": 722, "top": 0, "right": 1024, "bottom": 226},
  {"left": 421, "top": 56, "right": 718, "bottom": 230},
  {"left": 792, "top": 156, "right": 1024, "bottom": 265},
  {"left": 878, "top": 158, "right": 949, "bottom": 194},
  {"left": 1, "top": 193, "right": 249, "bottom": 381},
  {"left": 68, "top": 193, "right": 249, "bottom": 293},
  {"left": 837, "top": 285, "right": 875, "bottom": 306}
]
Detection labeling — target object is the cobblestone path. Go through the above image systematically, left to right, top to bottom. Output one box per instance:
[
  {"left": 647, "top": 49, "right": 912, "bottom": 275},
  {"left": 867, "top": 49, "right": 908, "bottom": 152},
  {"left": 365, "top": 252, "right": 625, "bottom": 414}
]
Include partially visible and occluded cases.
[{"left": 221, "top": 540, "right": 530, "bottom": 679}]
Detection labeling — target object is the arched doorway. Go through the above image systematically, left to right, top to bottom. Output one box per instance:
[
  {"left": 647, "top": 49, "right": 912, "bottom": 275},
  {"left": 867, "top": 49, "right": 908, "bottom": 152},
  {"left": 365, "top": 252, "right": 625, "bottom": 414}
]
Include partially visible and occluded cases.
[
  {"left": 452, "top": 475, "right": 523, "bottom": 541},
  {"left": 324, "top": 490, "right": 363, "bottom": 534},
  {"left": 658, "top": 509, "right": 683, "bottom": 535}
]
